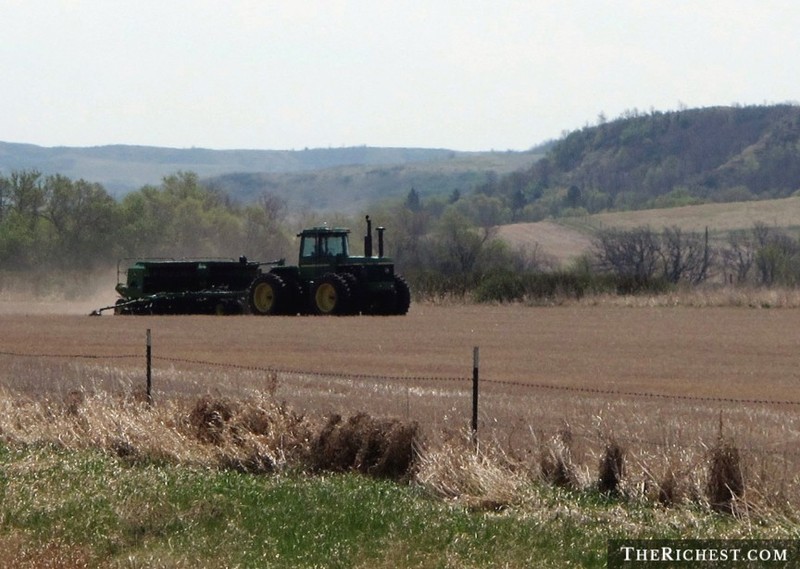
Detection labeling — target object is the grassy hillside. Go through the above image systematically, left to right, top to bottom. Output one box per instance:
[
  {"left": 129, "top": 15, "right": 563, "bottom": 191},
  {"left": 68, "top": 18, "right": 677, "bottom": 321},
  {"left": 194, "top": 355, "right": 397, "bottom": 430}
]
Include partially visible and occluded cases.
[
  {"left": 580, "top": 195, "right": 800, "bottom": 232},
  {"left": 498, "top": 196, "right": 800, "bottom": 264}
]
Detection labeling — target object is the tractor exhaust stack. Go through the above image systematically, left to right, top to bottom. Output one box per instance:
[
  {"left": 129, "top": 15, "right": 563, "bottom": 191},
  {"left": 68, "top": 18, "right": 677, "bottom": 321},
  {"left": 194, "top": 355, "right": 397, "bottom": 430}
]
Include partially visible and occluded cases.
[
  {"left": 364, "top": 215, "right": 373, "bottom": 257},
  {"left": 377, "top": 226, "right": 385, "bottom": 258}
]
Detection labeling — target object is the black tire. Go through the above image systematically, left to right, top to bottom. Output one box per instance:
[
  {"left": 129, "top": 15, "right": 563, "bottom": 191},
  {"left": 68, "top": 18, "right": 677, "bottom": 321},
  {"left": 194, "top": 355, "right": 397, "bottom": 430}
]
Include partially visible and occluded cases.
[
  {"left": 248, "top": 273, "right": 289, "bottom": 315},
  {"left": 312, "top": 273, "right": 352, "bottom": 315},
  {"left": 392, "top": 274, "right": 411, "bottom": 315}
]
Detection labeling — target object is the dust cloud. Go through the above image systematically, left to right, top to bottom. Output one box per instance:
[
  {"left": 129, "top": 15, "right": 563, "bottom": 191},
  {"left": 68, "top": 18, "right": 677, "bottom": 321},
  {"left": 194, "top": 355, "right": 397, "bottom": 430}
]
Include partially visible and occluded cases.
[{"left": 0, "top": 268, "right": 119, "bottom": 315}]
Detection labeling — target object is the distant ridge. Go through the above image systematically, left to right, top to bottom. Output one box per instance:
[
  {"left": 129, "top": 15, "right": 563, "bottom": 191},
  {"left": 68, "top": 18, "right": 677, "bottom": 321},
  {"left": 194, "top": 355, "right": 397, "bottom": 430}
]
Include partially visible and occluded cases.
[
  {"left": 475, "top": 104, "right": 800, "bottom": 219},
  {"left": 0, "top": 142, "right": 470, "bottom": 195}
]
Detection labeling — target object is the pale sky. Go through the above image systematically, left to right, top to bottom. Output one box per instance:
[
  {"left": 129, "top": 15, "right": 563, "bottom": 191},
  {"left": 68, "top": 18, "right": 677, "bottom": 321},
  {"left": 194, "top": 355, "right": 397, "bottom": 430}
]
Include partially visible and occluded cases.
[{"left": 2, "top": 0, "right": 798, "bottom": 152}]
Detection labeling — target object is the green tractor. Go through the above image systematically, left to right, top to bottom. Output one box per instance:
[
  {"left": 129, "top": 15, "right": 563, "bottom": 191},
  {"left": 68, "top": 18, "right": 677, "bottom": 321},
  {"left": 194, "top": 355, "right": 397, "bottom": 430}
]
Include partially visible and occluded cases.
[
  {"left": 95, "top": 216, "right": 410, "bottom": 316},
  {"left": 249, "top": 216, "right": 411, "bottom": 316}
]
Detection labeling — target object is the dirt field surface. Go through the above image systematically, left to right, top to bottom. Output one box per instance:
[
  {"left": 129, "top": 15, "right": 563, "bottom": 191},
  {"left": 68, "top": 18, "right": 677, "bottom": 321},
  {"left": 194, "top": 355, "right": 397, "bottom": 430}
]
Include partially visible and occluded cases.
[
  {"left": 4, "top": 300, "right": 800, "bottom": 480},
  {"left": 2, "top": 302, "right": 799, "bottom": 403}
]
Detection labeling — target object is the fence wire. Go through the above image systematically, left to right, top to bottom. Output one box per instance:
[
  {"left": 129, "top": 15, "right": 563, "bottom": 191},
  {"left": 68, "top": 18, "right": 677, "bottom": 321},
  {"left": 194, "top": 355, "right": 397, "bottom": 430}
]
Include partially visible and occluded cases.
[
  {"left": 1, "top": 346, "right": 799, "bottom": 459},
  {"left": 1, "top": 347, "right": 799, "bottom": 407}
]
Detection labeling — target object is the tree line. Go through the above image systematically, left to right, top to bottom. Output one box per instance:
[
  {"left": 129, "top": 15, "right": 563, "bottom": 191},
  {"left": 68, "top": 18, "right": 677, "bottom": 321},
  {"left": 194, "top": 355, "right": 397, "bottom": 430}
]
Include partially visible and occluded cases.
[
  {"left": 2, "top": 169, "right": 800, "bottom": 301},
  {"left": 0, "top": 170, "right": 291, "bottom": 274}
]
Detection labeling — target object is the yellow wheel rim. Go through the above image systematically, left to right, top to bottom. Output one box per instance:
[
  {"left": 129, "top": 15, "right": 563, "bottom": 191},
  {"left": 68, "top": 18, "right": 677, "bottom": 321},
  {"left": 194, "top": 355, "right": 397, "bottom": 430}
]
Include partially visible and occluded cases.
[
  {"left": 253, "top": 282, "right": 275, "bottom": 313},
  {"left": 315, "top": 282, "right": 337, "bottom": 313}
]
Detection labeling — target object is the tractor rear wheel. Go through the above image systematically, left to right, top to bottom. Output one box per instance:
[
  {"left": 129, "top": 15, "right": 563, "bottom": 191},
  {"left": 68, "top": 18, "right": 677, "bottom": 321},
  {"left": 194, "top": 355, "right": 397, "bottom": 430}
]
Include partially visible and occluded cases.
[
  {"left": 248, "top": 273, "right": 288, "bottom": 315},
  {"left": 312, "top": 273, "right": 351, "bottom": 315},
  {"left": 392, "top": 274, "right": 411, "bottom": 315}
]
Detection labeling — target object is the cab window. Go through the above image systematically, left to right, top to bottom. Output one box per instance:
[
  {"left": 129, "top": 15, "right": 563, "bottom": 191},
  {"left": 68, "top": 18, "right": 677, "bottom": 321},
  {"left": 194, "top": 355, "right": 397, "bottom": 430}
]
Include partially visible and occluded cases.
[
  {"left": 326, "top": 235, "right": 348, "bottom": 257},
  {"left": 300, "top": 236, "right": 316, "bottom": 259}
]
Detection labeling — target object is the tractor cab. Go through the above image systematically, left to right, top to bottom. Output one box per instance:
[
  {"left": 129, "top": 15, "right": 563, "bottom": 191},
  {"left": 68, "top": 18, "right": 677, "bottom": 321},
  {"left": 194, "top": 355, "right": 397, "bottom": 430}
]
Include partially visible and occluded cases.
[
  {"left": 297, "top": 226, "right": 352, "bottom": 281},
  {"left": 298, "top": 227, "right": 350, "bottom": 262}
]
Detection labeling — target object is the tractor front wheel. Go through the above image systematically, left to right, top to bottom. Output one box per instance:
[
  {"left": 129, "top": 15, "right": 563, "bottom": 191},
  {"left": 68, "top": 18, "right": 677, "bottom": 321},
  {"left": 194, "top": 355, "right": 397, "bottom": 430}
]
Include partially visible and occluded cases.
[{"left": 312, "top": 273, "right": 351, "bottom": 315}]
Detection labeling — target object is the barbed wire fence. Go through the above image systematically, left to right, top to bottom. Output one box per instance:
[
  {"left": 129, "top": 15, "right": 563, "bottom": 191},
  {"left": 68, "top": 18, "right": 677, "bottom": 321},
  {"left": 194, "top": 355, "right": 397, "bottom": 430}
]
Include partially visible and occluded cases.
[{"left": 2, "top": 328, "right": 800, "bottom": 462}]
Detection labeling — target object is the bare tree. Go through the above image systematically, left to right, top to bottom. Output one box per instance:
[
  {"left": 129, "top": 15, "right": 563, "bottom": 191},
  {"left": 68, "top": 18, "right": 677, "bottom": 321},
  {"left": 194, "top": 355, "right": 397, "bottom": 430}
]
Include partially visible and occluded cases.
[
  {"left": 660, "top": 226, "right": 711, "bottom": 284},
  {"left": 593, "top": 227, "right": 661, "bottom": 283},
  {"left": 721, "top": 229, "right": 756, "bottom": 283}
]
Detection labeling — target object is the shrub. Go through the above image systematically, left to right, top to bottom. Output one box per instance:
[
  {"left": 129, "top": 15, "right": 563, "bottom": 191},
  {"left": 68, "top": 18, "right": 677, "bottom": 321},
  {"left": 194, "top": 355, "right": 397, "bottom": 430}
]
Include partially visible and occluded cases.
[
  {"left": 473, "top": 269, "right": 526, "bottom": 303},
  {"left": 473, "top": 270, "right": 620, "bottom": 304},
  {"left": 311, "top": 413, "right": 420, "bottom": 480}
]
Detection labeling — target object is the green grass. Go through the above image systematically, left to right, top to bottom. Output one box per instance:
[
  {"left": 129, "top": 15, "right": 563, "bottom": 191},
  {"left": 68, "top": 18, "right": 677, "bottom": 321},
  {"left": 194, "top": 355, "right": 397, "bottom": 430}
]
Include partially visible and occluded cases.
[{"left": 2, "top": 444, "right": 796, "bottom": 568}]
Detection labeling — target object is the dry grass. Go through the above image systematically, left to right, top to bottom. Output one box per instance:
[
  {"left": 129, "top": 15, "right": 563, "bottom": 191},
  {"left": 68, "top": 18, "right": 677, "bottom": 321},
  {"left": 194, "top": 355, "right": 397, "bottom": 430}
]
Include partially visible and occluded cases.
[
  {"left": 497, "top": 196, "right": 800, "bottom": 263},
  {"left": 585, "top": 196, "right": 800, "bottom": 234},
  {"left": 577, "top": 285, "right": 800, "bottom": 309},
  {"left": 2, "top": 302, "right": 800, "bottom": 524},
  {"left": 0, "top": 372, "right": 800, "bottom": 518},
  {"left": 1, "top": 376, "right": 800, "bottom": 527},
  {"left": 0, "top": 387, "right": 417, "bottom": 481},
  {"left": 311, "top": 413, "right": 419, "bottom": 479},
  {"left": 539, "top": 426, "right": 580, "bottom": 489},
  {"left": 707, "top": 435, "right": 745, "bottom": 514},
  {"left": 415, "top": 439, "right": 530, "bottom": 511},
  {"left": 597, "top": 439, "right": 626, "bottom": 495}
]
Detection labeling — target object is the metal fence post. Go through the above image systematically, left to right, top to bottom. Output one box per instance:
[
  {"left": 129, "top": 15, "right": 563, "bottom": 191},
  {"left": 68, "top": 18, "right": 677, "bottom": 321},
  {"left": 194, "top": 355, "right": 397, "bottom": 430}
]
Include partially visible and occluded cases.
[
  {"left": 146, "top": 329, "right": 152, "bottom": 406},
  {"left": 472, "top": 346, "right": 479, "bottom": 450}
]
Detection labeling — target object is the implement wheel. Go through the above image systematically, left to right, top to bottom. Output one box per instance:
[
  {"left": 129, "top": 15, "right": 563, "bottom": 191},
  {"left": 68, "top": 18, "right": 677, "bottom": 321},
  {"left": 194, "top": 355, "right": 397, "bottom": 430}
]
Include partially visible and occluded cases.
[
  {"left": 248, "top": 273, "right": 288, "bottom": 315},
  {"left": 312, "top": 273, "right": 351, "bottom": 315}
]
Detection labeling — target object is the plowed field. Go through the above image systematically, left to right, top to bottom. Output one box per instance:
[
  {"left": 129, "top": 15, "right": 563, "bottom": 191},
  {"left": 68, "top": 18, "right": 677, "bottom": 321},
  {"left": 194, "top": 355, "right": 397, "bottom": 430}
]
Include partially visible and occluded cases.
[
  {"left": 4, "top": 301, "right": 800, "bottom": 486},
  {"left": 2, "top": 303, "right": 799, "bottom": 402}
]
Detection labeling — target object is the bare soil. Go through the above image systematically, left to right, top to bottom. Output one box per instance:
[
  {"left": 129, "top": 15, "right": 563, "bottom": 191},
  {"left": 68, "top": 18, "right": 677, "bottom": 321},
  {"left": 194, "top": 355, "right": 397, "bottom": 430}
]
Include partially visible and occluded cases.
[{"left": 2, "top": 302, "right": 799, "bottom": 402}]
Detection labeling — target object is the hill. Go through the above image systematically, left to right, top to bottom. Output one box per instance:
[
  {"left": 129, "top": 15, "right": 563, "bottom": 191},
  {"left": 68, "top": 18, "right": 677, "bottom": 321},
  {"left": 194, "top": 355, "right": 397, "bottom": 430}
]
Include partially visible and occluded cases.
[
  {"left": 475, "top": 104, "right": 800, "bottom": 220},
  {"left": 0, "top": 142, "right": 540, "bottom": 209},
  {"left": 205, "top": 151, "right": 539, "bottom": 212},
  {"left": 498, "top": 195, "right": 800, "bottom": 265}
]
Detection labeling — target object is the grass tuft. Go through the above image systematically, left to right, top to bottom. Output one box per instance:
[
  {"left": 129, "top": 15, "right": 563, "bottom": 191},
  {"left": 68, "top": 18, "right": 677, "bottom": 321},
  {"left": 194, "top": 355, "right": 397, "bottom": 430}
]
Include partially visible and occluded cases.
[
  {"left": 189, "top": 395, "right": 237, "bottom": 445},
  {"left": 311, "top": 412, "right": 419, "bottom": 480},
  {"left": 540, "top": 426, "right": 578, "bottom": 489},
  {"left": 707, "top": 435, "right": 745, "bottom": 514},
  {"left": 598, "top": 439, "right": 625, "bottom": 495},
  {"left": 416, "top": 440, "right": 530, "bottom": 511}
]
